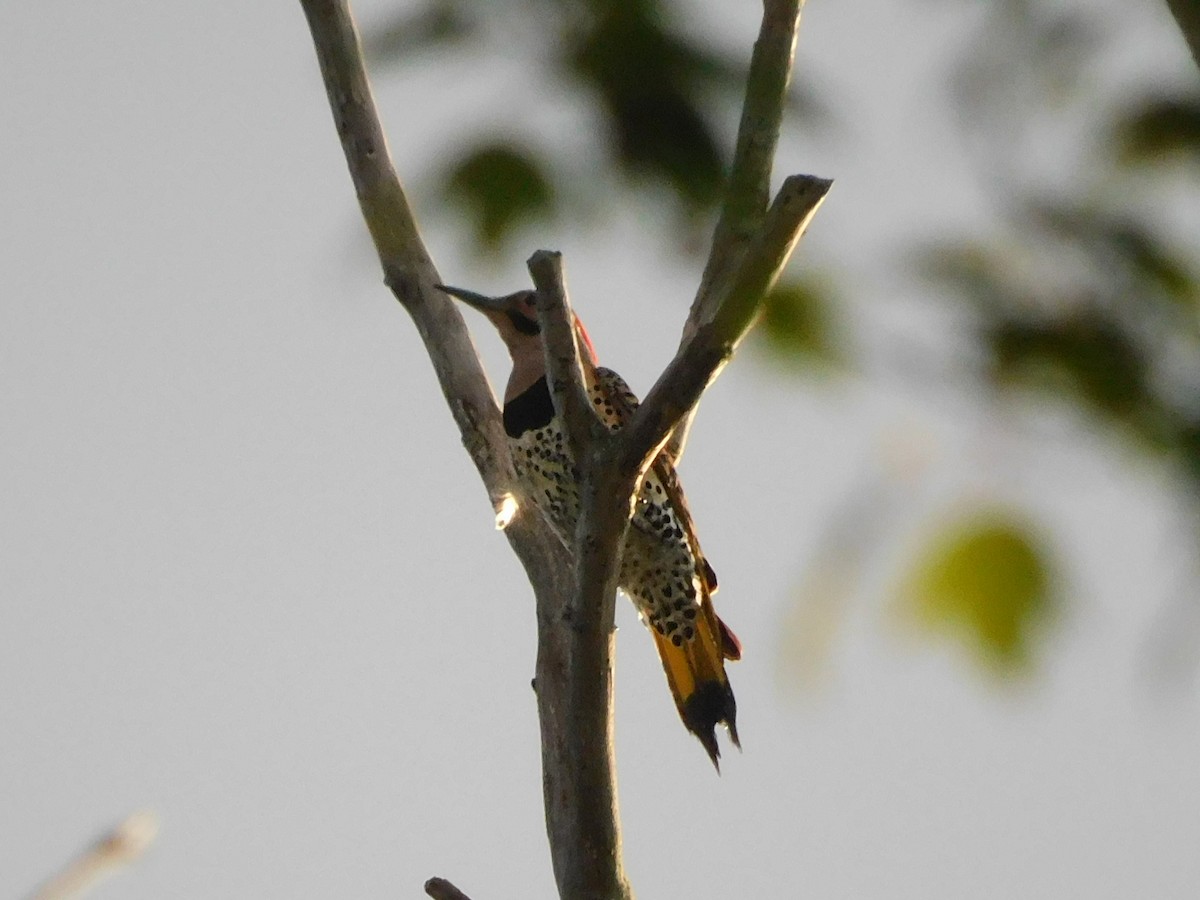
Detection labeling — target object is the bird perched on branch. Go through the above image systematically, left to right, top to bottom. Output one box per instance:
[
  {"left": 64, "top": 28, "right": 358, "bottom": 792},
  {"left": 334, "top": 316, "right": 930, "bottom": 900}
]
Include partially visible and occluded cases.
[{"left": 438, "top": 283, "right": 741, "bottom": 768}]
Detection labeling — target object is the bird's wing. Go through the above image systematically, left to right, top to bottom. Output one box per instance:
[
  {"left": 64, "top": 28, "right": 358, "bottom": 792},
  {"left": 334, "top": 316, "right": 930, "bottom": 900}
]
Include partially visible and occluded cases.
[{"left": 592, "top": 367, "right": 718, "bottom": 595}]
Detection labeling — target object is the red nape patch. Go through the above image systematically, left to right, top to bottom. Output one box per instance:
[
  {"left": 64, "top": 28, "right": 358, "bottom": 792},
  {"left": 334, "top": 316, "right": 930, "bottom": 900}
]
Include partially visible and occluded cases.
[
  {"left": 573, "top": 316, "right": 599, "bottom": 365},
  {"left": 718, "top": 616, "right": 742, "bottom": 661}
]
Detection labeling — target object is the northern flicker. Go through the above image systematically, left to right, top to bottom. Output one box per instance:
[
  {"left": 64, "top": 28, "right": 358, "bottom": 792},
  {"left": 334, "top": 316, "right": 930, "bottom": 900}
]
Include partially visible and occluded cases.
[{"left": 438, "top": 283, "right": 741, "bottom": 768}]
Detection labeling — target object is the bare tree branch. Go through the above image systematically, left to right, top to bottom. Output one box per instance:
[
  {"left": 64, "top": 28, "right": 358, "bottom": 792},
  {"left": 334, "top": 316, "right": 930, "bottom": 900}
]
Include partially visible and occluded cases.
[
  {"left": 300, "top": 0, "right": 512, "bottom": 506},
  {"left": 300, "top": 0, "right": 425, "bottom": 270},
  {"left": 669, "top": 0, "right": 806, "bottom": 461},
  {"left": 696, "top": 0, "right": 806, "bottom": 310},
  {"left": 525, "top": 169, "right": 830, "bottom": 900},
  {"left": 526, "top": 170, "right": 833, "bottom": 895},
  {"left": 621, "top": 174, "right": 832, "bottom": 479},
  {"left": 708, "top": 174, "right": 832, "bottom": 344},
  {"left": 526, "top": 249, "right": 634, "bottom": 898},
  {"left": 527, "top": 250, "right": 602, "bottom": 457},
  {"left": 538, "top": 423, "right": 640, "bottom": 899},
  {"left": 530, "top": 439, "right": 634, "bottom": 900},
  {"left": 535, "top": 603, "right": 631, "bottom": 900},
  {"left": 30, "top": 811, "right": 158, "bottom": 900},
  {"left": 424, "top": 877, "right": 475, "bottom": 900}
]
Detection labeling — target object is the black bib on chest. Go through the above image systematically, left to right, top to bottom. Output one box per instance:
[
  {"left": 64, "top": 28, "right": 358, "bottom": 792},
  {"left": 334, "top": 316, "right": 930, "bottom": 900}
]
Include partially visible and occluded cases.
[{"left": 504, "top": 375, "right": 555, "bottom": 438}]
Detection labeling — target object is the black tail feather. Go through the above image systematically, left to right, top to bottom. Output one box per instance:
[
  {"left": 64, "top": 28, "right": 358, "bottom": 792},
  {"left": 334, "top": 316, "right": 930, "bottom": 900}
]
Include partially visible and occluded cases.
[{"left": 682, "top": 680, "right": 739, "bottom": 771}]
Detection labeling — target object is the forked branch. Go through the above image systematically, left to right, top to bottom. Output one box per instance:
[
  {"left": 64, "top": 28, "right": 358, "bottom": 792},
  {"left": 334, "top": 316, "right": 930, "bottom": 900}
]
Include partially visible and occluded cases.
[
  {"left": 669, "top": 0, "right": 808, "bottom": 461},
  {"left": 300, "top": 1, "right": 828, "bottom": 899},
  {"left": 623, "top": 174, "right": 830, "bottom": 479}
]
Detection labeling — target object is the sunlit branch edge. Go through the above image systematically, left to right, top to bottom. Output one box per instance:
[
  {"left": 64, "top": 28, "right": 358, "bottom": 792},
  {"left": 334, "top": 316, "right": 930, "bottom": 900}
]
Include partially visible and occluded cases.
[{"left": 670, "top": 0, "right": 805, "bottom": 461}]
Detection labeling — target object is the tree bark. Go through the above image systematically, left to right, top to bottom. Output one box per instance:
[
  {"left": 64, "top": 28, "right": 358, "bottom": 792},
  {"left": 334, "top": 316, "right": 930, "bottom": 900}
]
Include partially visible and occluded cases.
[
  {"left": 527, "top": 251, "right": 636, "bottom": 899},
  {"left": 425, "top": 877, "right": 475, "bottom": 900}
]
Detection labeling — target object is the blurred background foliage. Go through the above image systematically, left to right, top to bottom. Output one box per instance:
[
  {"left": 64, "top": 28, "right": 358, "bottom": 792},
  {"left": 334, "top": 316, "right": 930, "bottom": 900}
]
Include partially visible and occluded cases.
[
  {"left": 361, "top": 0, "right": 1199, "bottom": 677},
  {"left": 898, "top": 507, "right": 1054, "bottom": 671}
]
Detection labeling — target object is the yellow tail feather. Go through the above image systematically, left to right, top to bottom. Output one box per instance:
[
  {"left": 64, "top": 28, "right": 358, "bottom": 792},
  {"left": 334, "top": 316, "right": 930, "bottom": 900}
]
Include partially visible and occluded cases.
[{"left": 651, "top": 603, "right": 740, "bottom": 769}]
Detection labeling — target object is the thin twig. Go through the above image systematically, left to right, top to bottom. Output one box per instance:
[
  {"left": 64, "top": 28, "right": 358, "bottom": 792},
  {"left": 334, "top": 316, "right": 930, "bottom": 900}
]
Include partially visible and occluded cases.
[
  {"left": 300, "top": 0, "right": 518, "bottom": 506},
  {"left": 301, "top": 0, "right": 427, "bottom": 268},
  {"left": 669, "top": 0, "right": 805, "bottom": 461},
  {"left": 695, "top": 0, "right": 806, "bottom": 313},
  {"left": 621, "top": 174, "right": 832, "bottom": 479},
  {"left": 709, "top": 174, "right": 833, "bottom": 344},
  {"left": 527, "top": 250, "right": 601, "bottom": 457},
  {"left": 30, "top": 811, "right": 158, "bottom": 900},
  {"left": 424, "top": 877, "right": 475, "bottom": 900}
]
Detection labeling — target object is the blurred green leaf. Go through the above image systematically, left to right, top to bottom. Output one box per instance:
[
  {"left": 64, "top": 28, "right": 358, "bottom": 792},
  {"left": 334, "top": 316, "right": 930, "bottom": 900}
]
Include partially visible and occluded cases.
[
  {"left": 363, "top": 0, "right": 832, "bottom": 240},
  {"left": 362, "top": 1, "right": 477, "bottom": 64},
  {"left": 949, "top": 4, "right": 1102, "bottom": 133},
  {"left": 565, "top": 5, "right": 726, "bottom": 211},
  {"left": 1029, "top": 10, "right": 1104, "bottom": 101},
  {"left": 605, "top": 92, "right": 724, "bottom": 207},
  {"left": 1113, "top": 94, "right": 1200, "bottom": 165},
  {"left": 440, "top": 142, "right": 557, "bottom": 253},
  {"left": 1027, "top": 202, "right": 1200, "bottom": 317},
  {"left": 925, "top": 219, "right": 1197, "bottom": 447},
  {"left": 1109, "top": 225, "right": 1200, "bottom": 309},
  {"left": 920, "top": 241, "right": 1022, "bottom": 311},
  {"left": 756, "top": 274, "right": 841, "bottom": 368},
  {"left": 987, "top": 311, "right": 1151, "bottom": 420},
  {"left": 1175, "top": 418, "right": 1200, "bottom": 486},
  {"left": 900, "top": 510, "right": 1054, "bottom": 670}
]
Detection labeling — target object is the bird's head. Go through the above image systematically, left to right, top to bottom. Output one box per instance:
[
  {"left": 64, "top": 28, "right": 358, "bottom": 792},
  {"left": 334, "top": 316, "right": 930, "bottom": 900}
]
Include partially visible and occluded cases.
[{"left": 437, "top": 283, "right": 597, "bottom": 366}]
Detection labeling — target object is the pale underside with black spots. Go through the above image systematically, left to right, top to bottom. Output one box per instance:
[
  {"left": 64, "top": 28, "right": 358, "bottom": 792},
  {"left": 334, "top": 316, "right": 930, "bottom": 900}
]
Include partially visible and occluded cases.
[{"left": 505, "top": 368, "right": 717, "bottom": 644}]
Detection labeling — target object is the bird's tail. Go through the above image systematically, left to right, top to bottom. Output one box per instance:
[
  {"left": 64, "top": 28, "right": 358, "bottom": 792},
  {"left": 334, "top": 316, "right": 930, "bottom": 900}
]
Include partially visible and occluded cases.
[{"left": 651, "top": 603, "right": 741, "bottom": 770}]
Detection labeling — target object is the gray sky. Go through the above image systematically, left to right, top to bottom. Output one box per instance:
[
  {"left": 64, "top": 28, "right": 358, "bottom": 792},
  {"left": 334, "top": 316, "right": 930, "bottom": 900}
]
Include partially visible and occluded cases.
[{"left": 2, "top": 1, "right": 1198, "bottom": 897}]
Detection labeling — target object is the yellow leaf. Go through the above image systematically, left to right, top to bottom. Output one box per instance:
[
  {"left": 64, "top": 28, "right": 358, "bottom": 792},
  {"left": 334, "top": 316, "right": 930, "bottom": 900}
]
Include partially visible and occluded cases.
[{"left": 899, "top": 509, "right": 1055, "bottom": 671}]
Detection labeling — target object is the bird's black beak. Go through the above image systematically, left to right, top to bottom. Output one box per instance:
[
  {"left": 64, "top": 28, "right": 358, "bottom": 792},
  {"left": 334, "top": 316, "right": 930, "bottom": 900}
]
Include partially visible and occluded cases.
[{"left": 435, "top": 283, "right": 513, "bottom": 313}]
